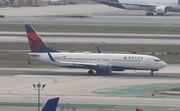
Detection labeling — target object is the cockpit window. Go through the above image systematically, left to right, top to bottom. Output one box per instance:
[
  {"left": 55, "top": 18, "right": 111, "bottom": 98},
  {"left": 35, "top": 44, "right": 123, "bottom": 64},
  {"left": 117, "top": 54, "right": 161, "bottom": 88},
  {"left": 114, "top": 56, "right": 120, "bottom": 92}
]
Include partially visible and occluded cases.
[{"left": 154, "top": 59, "right": 161, "bottom": 62}]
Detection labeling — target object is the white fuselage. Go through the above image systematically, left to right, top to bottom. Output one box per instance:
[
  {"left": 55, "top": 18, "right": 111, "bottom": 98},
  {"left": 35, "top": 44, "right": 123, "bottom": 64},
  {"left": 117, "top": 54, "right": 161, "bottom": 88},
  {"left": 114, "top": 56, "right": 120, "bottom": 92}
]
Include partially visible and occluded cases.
[
  {"left": 105, "top": 0, "right": 180, "bottom": 12},
  {"left": 120, "top": 0, "right": 180, "bottom": 11},
  {"left": 29, "top": 52, "right": 167, "bottom": 71}
]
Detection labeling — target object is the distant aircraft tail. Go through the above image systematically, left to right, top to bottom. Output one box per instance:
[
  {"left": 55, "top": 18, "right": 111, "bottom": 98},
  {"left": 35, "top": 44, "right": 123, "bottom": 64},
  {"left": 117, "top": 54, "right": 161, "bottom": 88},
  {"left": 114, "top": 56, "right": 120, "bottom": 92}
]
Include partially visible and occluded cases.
[
  {"left": 25, "top": 25, "right": 58, "bottom": 53},
  {"left": 41, "top": 97, "right": 59, "bottom": 111}
]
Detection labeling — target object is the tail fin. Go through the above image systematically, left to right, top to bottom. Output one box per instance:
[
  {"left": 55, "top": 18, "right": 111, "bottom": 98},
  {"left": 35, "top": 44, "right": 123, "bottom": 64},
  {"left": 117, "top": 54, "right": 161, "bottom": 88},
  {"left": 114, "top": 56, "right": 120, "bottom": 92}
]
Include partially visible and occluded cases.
[
  {"left": 25, "top": 25, "right": 58, "bottom": 53},
  {"left": 97, "top": 46, "right": 103, "bottom": 53},
  {"left": 41, "top": 97, "right": 59, "bottom": 111}
]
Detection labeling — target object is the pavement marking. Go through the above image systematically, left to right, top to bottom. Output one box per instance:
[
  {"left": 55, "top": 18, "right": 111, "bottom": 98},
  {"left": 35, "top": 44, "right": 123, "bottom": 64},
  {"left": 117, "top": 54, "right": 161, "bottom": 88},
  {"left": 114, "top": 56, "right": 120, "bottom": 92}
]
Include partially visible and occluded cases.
[
  {"left": 1, "top": 21, "right": 180, "bottom": 27},
  {"left": 6, "top": 75, "right": 93, "bottom": 97},
  {"left": 13, "top": 75, "right": 103, "bottom": 79},
  {"left": 5, "top": 77, "right": 59, "bottom": 97},
  {"left": 46, "top": 77, "right": 58, "bottom": 85},
  {"left": 96, "top": 83, "right": 180, "bottom": 99},
  {"left": 0, "top": 102, "right": 179, "bottom": 111}
]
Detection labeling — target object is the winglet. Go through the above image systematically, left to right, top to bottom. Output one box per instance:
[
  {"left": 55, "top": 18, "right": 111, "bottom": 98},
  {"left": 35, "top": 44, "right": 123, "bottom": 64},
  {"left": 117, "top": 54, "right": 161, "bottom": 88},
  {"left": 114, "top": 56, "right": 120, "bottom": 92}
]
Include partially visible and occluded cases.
[
  {"left": 25, "top": 24, "right": 58, "bottom": 53},
  {"left": 97, "top": 46, "right": 103, "bottom": 53},
  {"left": 47, "top": 52, "right": 56, "bottom": 62},
  {"left": 41, "top": 97, "right": 59, "bottom": 111}
]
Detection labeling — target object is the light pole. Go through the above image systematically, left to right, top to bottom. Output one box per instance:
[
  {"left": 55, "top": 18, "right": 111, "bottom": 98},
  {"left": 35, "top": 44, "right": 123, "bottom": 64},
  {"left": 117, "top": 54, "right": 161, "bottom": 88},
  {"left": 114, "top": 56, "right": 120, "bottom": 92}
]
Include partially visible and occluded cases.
[{"left": 33, "top": 82, "right": 46, "bottom": 111}]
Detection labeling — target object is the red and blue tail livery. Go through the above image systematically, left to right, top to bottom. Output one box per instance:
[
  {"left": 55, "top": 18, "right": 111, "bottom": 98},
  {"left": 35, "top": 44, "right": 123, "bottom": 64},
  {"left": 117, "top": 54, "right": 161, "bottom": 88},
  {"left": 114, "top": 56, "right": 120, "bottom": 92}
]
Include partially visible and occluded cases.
[{"left": 25, "top": 25, "right": 58, "bottom": 53}]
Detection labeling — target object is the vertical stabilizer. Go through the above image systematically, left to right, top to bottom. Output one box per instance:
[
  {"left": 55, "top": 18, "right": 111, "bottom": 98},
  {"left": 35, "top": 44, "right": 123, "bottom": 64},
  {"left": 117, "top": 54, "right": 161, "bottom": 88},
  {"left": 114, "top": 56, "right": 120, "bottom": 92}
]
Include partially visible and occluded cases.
[
  {"left": 25, "top": 25, "right": 58, "bottom": 53},
  {"left": 41, "top": 97, "right": 59, "bottom": 111}
]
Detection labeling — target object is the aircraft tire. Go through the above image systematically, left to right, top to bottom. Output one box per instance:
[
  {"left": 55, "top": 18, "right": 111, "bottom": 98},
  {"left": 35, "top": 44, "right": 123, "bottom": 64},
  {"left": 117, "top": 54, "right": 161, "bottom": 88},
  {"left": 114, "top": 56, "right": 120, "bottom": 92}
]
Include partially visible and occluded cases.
[
  {"left": 146, "top": 13, "right": 154, "bottom": 16},
  {"left": 157, "top": 13, "right": 164, "bottom": 16},
  {"left": 88, "top": 70, "right": 94, "bottom": 75},
  {"left": 150, "top": 71, "right": 154, "bottom": 76}
]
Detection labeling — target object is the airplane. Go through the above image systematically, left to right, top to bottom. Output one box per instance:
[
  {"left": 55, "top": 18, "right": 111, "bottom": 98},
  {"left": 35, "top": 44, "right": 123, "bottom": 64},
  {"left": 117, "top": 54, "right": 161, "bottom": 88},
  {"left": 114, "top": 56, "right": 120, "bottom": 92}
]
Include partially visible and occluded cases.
[
  {"left": 99, "top": 0, "right": 180, "bottom": 16},
  {"left": 25, "top": 24, "right": 167, "bottom": 75},
  {"left": 41, "top": 97, "right": 59, "bottom": 111}
]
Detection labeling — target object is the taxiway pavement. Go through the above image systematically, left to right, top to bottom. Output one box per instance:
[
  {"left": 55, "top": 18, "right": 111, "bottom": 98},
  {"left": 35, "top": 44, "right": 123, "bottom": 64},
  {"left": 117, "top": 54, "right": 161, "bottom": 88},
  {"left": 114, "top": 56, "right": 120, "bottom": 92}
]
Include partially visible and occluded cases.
[
  {"left": 1, "top": 3, "right": 180, "bottom": 111},
  {"left": 0, "top": 4, "right": 180, "bottom": 26},
  {"left": 1, "top": 32, "right": 180, "bottom": 45},
  {"left": 0, "top": 66, "right": 180, "bottom": 111}
]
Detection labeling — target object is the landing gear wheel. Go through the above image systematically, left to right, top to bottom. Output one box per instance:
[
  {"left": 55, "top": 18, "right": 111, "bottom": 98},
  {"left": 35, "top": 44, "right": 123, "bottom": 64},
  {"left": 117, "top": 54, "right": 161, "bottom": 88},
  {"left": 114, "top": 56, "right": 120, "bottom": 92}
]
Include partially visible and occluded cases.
[
  {"left": 146, "top": 13, "right": 154, "bottom": 16},
  {"left": 157, "top": 13, "right": 164, "bottom": 16},
  {"left": 88, "top": 70, "right": 94, "bottom": 75},
  {"left": 96, "top": 71, "right": 101, "bottom": 74},
  {"left": 150, "top": 71, "right": 154, "bottom": 76}
]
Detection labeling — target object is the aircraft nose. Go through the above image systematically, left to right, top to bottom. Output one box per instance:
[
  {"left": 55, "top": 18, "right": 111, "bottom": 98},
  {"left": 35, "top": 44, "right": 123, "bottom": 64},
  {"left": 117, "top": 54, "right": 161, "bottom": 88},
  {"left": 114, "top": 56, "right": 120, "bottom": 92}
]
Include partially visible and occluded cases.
[{"left": 161, "top": 61, "right": 167, "bottom": 68}]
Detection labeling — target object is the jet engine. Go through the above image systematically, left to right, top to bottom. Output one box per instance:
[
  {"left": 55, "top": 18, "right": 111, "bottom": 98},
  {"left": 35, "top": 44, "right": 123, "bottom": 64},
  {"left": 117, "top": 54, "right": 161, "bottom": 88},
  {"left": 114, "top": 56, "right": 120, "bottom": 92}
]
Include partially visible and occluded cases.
[
  {"left": 155, "top": 6, "right": 168, "bottom": 15},
  {"left": 96, "top": 65, "right": 112, "bottom": 73}
]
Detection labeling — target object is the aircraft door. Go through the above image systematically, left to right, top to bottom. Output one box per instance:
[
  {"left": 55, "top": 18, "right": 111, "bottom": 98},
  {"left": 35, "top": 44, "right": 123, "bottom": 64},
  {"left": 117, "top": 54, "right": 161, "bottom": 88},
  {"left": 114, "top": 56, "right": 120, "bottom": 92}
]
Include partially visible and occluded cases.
[
  {"left": 47, "top": 57, "right": 50, "bottom": 64},
  {"left": 146, "top": 57, "right": 150, "bottom": 65}
]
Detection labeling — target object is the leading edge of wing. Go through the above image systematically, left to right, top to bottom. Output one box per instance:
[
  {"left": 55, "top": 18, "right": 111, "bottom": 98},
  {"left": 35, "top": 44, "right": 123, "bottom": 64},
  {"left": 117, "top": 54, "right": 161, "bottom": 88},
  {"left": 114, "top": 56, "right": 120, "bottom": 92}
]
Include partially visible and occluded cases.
[{"left": 59, "top": 61, "right": 97, "bottom": 67}]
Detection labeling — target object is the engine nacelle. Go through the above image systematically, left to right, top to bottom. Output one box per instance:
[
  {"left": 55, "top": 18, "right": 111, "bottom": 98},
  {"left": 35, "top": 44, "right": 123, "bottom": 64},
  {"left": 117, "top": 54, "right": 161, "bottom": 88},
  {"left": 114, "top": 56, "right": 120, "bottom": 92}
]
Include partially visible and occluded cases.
[
  {"left": 155, "top": 6, "right": 168, "bottom": 14},
  {"left": 96, "top": 65, "right": 112, "bottom": 73}
]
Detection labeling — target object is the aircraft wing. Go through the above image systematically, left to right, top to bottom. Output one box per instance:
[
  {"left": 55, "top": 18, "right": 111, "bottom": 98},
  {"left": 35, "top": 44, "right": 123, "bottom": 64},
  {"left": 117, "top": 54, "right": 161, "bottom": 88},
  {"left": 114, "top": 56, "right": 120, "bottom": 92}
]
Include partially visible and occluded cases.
[
  {"left": 118, "top": 2, "right": 173, "bottom": 8},
  {"left": 47, "top": 52, "right": 108, "bottom": 68},
  {"left": 48, "top": 52, "right": 97, "bottom": 67},
  {"left": 59, "top": 61, "right": 97, "bottom": 67}
]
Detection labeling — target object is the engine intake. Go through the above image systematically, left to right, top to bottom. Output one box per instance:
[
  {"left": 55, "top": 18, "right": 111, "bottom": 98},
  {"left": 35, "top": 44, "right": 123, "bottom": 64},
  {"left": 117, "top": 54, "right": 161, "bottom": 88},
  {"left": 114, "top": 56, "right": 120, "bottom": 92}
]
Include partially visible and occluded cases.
[
  {"left": 155, "top": 6, "right": 168, "bottom": 15},
  {"left": 96, "top": 65, "right": 112, "bottom": 73}
]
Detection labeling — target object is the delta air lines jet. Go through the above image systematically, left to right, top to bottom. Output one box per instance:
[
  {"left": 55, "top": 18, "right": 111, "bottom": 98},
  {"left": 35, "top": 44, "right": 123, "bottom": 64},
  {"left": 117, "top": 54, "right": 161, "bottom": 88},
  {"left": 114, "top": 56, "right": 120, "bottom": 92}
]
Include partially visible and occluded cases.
[
  {"left": 100, "top": 0, "right": 180, "bottom": 15},
  {"left": 25, "top": 25, "right": 167, "bottom": 75}
]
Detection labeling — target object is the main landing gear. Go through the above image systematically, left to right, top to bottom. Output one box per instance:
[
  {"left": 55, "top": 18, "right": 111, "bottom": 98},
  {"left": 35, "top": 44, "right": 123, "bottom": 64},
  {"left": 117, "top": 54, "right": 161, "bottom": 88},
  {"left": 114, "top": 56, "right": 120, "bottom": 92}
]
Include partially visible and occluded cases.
[
  {"left": 146, "top": 12, "right": 154, "bottom": 16},
  {"left": 88, "top": 69, "right": 94, "bottom": 75},
  {"left": 150, "top": 70, "right": 154, "bottom": 76}
]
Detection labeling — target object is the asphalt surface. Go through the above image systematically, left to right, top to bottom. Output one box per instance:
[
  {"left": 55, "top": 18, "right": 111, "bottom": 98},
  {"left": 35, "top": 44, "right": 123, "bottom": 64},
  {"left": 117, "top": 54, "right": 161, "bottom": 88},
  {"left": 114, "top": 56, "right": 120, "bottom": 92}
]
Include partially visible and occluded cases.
[
  {"left": 1, "top": 3, "right": 180, "bottom": 111},
  {"left": 1, "top": 4, "right": 180, "bottom": 26},
  {"left": 1, "top": 32, "right": 180, "bottom": 44},
  {"left": 1, "top": 33, "right": 180, "bottom": 39},
  {"left": 0, "top": 67, "right": 180, "bottom": 111},
  {"left": 1, "top": 68, "right": 180, "bottom": 79}
]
